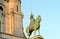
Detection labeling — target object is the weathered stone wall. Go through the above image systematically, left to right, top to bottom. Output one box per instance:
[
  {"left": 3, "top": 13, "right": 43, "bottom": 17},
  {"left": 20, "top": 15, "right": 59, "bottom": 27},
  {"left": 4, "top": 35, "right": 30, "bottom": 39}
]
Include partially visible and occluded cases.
[{"left": 0, "top": 0, "right": 25, "bottom": 37}]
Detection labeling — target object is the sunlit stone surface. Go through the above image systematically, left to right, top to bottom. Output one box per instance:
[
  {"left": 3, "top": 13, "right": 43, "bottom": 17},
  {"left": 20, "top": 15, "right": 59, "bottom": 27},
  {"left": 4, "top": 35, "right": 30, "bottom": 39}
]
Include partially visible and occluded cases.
[{"left": 0, "top": 0, "right": 26, "bottom": 39}]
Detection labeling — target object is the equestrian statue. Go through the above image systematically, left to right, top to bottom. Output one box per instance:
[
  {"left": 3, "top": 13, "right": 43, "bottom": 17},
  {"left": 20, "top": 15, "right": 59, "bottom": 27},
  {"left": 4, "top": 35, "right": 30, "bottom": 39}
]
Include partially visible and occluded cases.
[{"left": 26, "top": 13, "right": 41, "bottom": 37}]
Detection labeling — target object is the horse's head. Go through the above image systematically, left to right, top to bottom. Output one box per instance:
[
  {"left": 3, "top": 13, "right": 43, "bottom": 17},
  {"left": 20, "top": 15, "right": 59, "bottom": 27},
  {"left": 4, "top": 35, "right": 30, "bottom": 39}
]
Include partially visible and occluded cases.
[
  {"left": 36, "top": 15, "right": 41, "bottom": 23},
  {"left": 26, "top": 26, "right": 33, "bottom": 37},
  {"left": 26, "top": 26, "right": 31, "bottom": 37},
  {"left": 26, "top": 29, "right": 32, "bottom": 37}
]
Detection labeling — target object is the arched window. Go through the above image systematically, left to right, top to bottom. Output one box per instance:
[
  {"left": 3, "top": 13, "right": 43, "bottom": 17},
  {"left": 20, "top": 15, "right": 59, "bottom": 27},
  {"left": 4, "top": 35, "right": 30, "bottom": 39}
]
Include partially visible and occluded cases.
[
  {"left": 0, "top": 6, "right": 3, "bottom": 11},
  {"left": 0, "top": 6, "right": 5, "bottom": 17}
]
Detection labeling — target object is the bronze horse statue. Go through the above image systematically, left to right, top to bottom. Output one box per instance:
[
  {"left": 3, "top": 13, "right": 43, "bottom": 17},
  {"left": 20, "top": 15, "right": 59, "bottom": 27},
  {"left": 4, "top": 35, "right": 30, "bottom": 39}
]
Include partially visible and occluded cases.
[
  {"left": 26, "top": 13, "right": 35, "bottom": 37},
  {"left": 26, "top": 14, "right": 41, "bottom": 37}
]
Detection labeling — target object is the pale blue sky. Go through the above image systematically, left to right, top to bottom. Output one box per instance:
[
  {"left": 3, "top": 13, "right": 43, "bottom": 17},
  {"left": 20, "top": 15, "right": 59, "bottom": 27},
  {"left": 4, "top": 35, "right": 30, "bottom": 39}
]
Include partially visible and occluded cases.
[{"left": 21, "top": 0, "right": 60, "bottom": 39}]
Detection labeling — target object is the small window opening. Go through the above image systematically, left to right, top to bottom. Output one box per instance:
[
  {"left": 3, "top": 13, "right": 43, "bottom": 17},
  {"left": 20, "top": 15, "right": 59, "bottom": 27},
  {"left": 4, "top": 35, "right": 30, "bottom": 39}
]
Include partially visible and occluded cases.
[{"left": 17, "top": 6, "right": 18, "bottom": 12}]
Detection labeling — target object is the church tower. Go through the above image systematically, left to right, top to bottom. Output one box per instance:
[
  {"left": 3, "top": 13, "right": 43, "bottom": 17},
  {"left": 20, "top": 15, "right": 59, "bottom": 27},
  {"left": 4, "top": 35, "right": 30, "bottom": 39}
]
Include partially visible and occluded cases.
[{"left": 0, "top": 0, "right": 25, "bottom": 37}]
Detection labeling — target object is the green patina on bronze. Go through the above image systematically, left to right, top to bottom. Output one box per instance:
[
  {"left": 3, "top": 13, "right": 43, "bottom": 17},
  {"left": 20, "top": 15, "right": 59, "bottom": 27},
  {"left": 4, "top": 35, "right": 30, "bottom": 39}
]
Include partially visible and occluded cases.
[{"left": 26, "top": 13, "right": 41, "bottom": 37}]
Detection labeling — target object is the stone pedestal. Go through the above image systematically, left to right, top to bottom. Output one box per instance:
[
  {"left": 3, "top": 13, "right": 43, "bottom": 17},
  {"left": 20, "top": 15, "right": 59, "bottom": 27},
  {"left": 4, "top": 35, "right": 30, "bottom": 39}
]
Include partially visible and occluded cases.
[{"left": 32, "top": 35, "right": 44, "bottom": 39}]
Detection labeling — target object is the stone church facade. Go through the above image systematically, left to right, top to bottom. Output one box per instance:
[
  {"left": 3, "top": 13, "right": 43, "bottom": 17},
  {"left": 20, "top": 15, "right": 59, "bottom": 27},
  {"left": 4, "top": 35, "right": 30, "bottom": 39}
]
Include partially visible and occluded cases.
[{"left": 0, "top": 0, "right": 27, "bottom": 39}]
